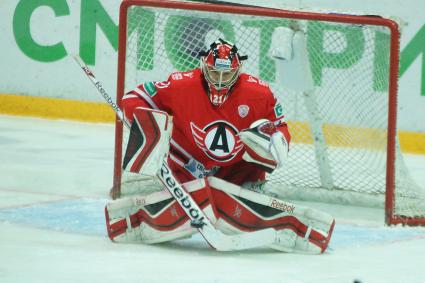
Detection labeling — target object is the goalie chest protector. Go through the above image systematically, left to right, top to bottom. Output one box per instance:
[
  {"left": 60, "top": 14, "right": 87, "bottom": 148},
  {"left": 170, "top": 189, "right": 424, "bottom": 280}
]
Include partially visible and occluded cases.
[{"left": 137, "top": 68, "right": 284, "bottom": 170}]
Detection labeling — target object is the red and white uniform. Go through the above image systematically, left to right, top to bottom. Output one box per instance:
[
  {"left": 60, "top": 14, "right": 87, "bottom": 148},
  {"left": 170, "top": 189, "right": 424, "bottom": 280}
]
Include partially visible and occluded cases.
[
  {"left": 106, "top": 68, "right": 335, "bottom": 254},
  {"left": 122, "top": 68, "right": 291, "bottom": 186}
]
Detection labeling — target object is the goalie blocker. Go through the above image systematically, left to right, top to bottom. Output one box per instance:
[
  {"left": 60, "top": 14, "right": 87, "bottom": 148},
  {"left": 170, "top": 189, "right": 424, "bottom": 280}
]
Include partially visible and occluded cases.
[
  {"left": 122, "top": 107, "right": 172, "bottom": 176},
  {"left": 105, "top": 176, "right": 335, "bottom": 254}
]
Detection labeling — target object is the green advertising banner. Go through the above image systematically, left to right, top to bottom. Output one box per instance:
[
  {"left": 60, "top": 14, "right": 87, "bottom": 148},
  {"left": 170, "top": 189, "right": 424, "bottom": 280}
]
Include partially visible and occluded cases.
[{"left": 0, "top": 0, "right": 424, "bottom": 131}]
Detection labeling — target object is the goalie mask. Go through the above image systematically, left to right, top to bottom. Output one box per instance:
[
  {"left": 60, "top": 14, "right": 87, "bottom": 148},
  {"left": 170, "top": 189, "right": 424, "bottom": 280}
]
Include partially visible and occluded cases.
[{"left": 200, "top": 39, "right": 247, "bottom": 107}]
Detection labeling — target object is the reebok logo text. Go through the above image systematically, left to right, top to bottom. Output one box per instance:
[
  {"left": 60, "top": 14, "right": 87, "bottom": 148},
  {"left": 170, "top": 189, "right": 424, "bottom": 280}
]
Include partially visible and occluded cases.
[
  {"left": 160, "top": 163, "right": 205, "bottom": 222},
  {"left": 270, "top": 199, "right": 295, "bottom": 214}
]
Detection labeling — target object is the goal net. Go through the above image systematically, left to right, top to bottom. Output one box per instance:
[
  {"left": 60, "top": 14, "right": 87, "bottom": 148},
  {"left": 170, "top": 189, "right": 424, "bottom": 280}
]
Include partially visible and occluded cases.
[{"left": 113, "top": 0, "right": 425, "bottom": 226}]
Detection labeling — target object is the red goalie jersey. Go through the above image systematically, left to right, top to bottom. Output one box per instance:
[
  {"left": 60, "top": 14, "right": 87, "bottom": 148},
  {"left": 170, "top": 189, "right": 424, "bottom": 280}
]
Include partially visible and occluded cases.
[
  {"left": 106, "top": 40, "right": 334, "bottom": 254},
  {"left": 122, "top": 68, "right": 291, "bottom": 186}
]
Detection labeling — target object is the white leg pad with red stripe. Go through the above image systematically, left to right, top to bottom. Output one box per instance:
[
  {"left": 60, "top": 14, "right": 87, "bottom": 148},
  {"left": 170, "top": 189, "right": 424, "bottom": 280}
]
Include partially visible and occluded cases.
[
  {"left": 105, "top": 177, "right": 334, "bottom": 254},
  {"left": 207, "top": 177, "right": 335, "bottom": 254},
  {"left": 105, "top": 179, "right": 214, "bottom": 244}
]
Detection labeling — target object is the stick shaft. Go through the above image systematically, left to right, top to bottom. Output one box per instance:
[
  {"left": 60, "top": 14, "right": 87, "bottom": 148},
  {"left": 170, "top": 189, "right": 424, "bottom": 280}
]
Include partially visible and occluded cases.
[{"left": 73, "top": 55, "right": 130, "bottom": 128}]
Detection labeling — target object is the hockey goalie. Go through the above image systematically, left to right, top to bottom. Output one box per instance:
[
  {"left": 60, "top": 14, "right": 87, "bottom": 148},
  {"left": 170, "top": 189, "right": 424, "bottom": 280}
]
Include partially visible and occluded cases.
[{"left": 105, "top": 38, "right": 335, "bottom": 254}]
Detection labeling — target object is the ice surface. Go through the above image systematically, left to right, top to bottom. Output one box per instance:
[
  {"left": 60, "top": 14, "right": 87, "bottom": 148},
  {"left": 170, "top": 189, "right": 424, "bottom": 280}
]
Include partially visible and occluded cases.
[{"left": 1, "top": 115, "right": 425, "bottom": 283}]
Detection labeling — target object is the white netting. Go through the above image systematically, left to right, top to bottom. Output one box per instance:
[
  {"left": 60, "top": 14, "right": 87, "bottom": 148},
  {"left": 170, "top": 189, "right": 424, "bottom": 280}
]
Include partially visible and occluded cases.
[{"left": 117, "top": 4, "right": 425, "bottom": 221}]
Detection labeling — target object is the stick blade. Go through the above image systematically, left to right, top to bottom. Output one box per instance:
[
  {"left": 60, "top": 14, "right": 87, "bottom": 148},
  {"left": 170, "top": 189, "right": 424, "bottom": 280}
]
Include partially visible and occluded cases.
[{"left": 200, "top": 226, "right": 276, "bottom": 251}]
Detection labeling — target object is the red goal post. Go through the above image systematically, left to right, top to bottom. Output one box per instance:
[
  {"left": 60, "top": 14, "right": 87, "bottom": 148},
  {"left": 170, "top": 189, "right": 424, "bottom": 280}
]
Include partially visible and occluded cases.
[{"left": 113, "top": 0, "right": 425, "bottom": 226}]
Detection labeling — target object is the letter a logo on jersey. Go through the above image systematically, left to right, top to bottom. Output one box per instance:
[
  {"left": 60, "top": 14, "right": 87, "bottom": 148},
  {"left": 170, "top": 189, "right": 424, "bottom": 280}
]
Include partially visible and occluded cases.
[{"left": 190, "top": 121, "right": 243, "bottom": 162}]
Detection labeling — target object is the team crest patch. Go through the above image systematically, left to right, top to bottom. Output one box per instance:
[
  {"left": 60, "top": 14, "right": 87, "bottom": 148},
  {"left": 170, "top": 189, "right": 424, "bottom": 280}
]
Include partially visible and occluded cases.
[
  {"left": 238, "top": 105, "right": 249, "bottom": 118},
  {"left": 190, "top": 121, "right": 243, "bottom": 162}
]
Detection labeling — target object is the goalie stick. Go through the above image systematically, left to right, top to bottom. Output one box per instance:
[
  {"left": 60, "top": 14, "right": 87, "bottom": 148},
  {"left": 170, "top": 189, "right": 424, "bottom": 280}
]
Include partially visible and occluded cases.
[{"left": 73, "top": 55, "right": 277, "bottom": 251}]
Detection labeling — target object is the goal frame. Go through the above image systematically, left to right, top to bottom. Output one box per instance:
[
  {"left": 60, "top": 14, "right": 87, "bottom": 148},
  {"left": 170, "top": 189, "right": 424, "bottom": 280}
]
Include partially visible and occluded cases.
[{"left": 113, "top": 0, "right": 423, "bottom": 226}]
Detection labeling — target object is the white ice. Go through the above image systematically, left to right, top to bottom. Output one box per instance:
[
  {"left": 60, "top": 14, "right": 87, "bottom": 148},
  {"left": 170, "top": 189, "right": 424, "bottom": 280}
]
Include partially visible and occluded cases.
[{"left": 1, "top": 115, "right": 425, "bottom": 283}]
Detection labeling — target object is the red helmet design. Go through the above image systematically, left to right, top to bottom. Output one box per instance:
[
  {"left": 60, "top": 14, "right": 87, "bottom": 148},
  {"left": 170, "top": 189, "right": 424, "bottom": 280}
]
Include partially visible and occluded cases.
[{"left": 200, "top": 39, "right": 247, "bottom": 107}]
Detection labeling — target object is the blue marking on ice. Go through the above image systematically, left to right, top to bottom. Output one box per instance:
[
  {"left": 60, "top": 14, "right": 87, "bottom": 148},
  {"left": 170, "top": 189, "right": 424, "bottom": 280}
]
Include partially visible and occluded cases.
[
  {"left": 0, "top": 198, "right": 108, "bottom": 236},
  {"left": 0, "top": 199, "right": 424, "bottom": 248},
  {"left": 330, "top": 223, "right": 425, "bottom": 249}
]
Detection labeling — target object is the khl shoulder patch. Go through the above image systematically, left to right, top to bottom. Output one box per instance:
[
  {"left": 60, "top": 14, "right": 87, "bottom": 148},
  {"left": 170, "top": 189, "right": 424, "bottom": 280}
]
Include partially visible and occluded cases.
[
  {"left": 143, "top": 82, "right": 158, "bottom": 97},
  {"left": 274, "top": 102, "right": 284, "bottom": 118}
]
